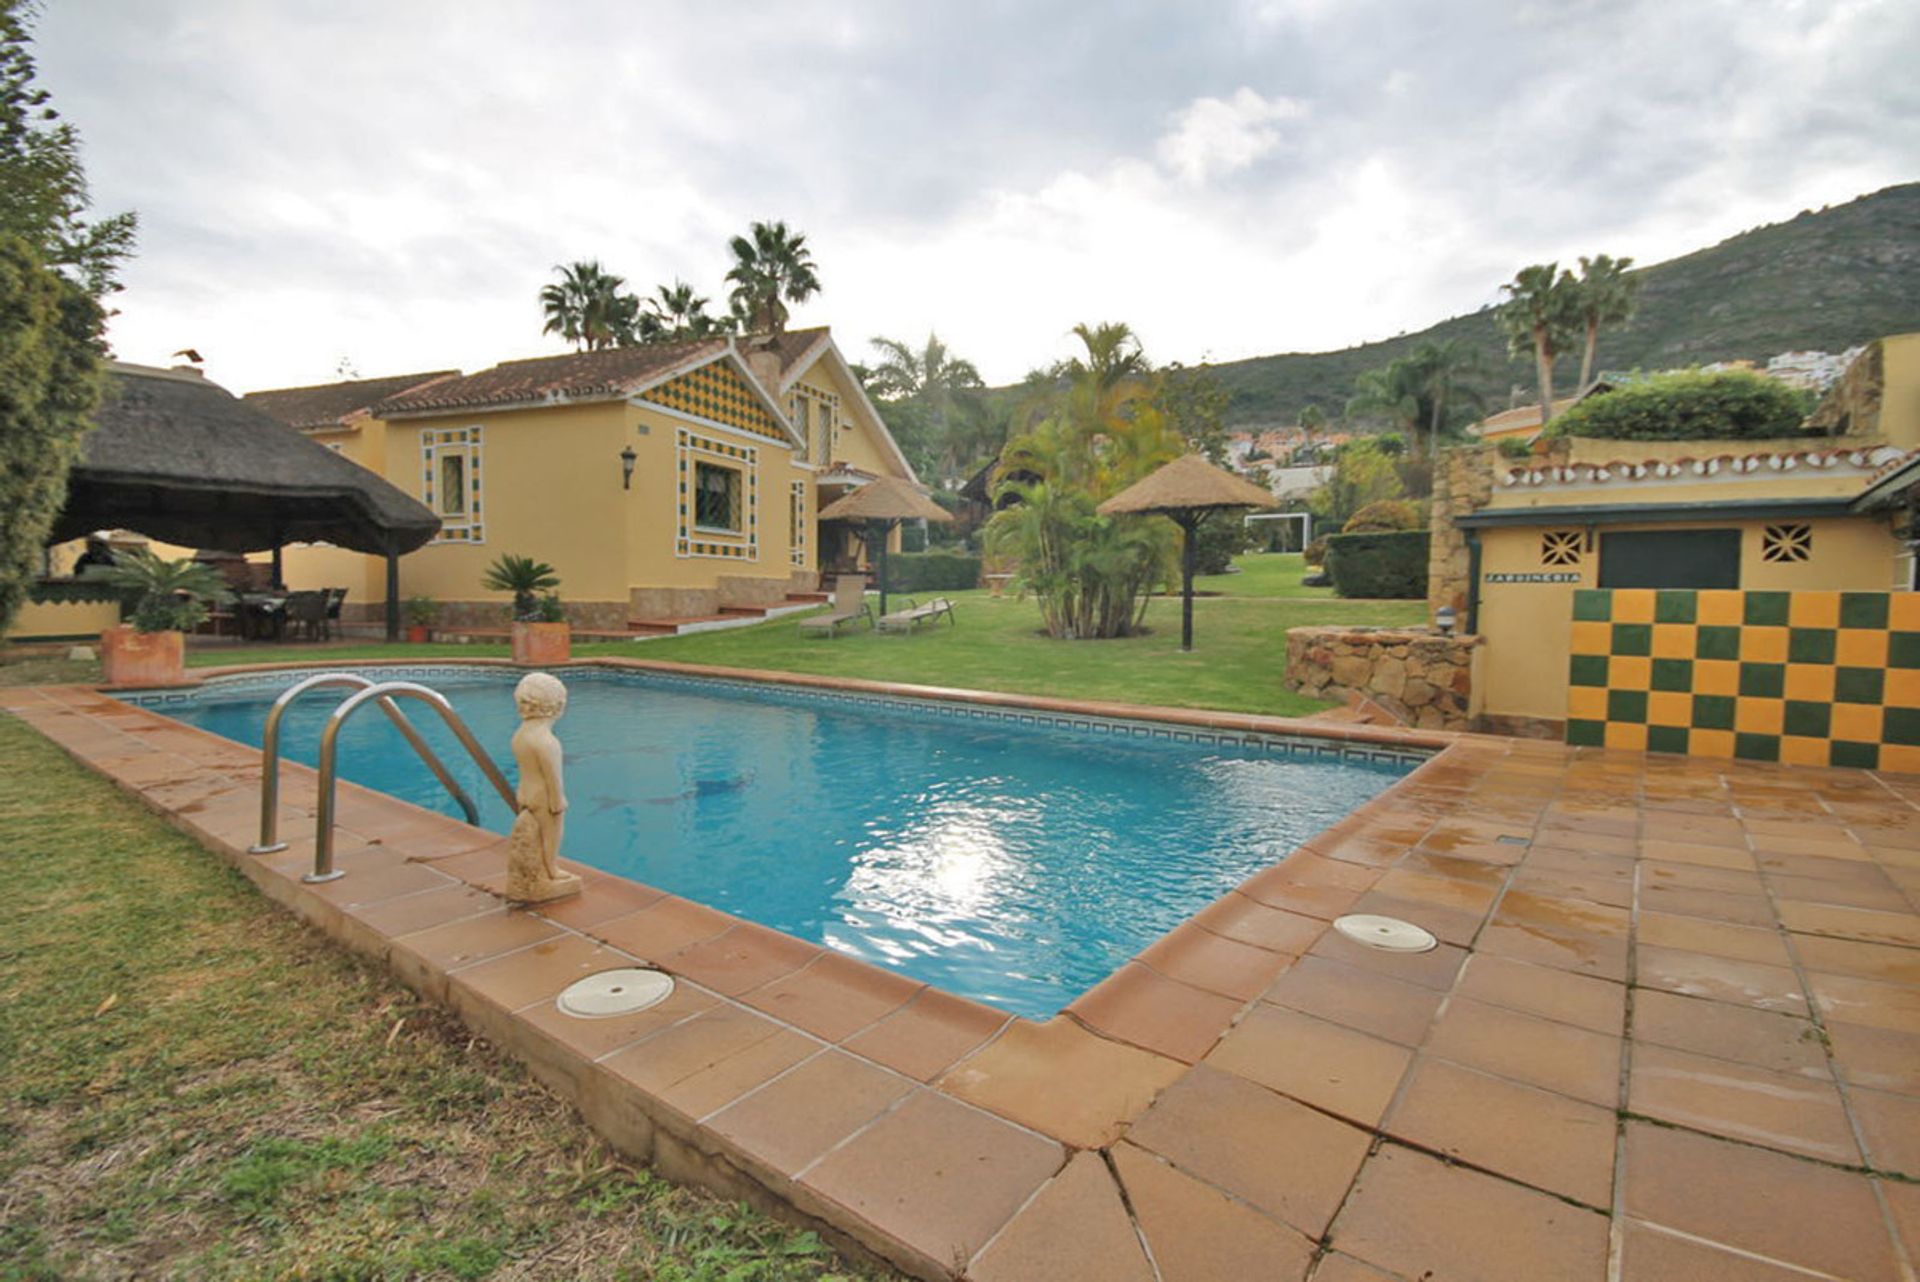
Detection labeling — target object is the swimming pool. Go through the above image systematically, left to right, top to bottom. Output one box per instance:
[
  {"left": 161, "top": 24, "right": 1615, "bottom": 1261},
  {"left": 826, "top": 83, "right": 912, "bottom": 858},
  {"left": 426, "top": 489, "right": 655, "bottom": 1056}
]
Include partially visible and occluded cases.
[{"left": 127, "top": 666, "right": 1420, "bottom": 1019}]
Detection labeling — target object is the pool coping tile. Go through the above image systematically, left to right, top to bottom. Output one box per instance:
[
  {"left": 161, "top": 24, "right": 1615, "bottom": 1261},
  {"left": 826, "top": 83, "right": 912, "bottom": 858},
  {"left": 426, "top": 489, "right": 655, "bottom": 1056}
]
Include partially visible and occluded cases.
[{"left": 16, "top": 663, "right": 1920, "bottom": 1282}]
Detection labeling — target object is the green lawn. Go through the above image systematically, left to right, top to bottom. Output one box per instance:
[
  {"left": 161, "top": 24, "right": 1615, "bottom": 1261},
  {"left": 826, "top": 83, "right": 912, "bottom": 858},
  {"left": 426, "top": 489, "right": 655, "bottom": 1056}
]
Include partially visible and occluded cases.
[
  {"left": 1191, "top": 551, "right": 1331, "bottom": 598},
  {"left": 2, "top": 556, "right": 1424, "bottom": 716},
  {"left": 0, "top": 714, "right": 885, "bottom": 1281}
]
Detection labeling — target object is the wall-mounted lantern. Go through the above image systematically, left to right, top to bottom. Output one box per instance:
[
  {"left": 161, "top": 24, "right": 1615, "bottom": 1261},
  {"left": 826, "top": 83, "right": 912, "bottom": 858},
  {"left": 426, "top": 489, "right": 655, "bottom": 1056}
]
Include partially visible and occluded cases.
[
  {"left": 620, "top": 445, "right": 637, "bottom": 490},
  {"left": 1434, "top": 604, "right": 1457, "bottom": 636}
]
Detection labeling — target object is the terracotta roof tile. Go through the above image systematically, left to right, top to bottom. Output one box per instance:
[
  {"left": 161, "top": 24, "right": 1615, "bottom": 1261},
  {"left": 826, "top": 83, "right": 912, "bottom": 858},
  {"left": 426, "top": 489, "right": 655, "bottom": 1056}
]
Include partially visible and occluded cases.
[
  {"left": 376, "top": 338, "right": 727, "bottom": 416},
  {"left": 243, "top": 370, "right": 459, "bottom": 430}
]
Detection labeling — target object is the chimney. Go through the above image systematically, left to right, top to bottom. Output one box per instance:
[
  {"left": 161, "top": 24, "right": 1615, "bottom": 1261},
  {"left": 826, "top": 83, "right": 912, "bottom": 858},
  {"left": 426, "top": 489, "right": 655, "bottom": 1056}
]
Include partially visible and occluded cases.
[{"left": 743, "top": 342, "right": 782, "bottom": 393}]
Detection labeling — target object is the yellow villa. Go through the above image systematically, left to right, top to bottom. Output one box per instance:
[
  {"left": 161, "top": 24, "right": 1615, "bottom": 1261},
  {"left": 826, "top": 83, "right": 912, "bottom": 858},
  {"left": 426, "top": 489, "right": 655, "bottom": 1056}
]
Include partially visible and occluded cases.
[{"left": 241, "top": 328, "right": 920, "bottom": 635}]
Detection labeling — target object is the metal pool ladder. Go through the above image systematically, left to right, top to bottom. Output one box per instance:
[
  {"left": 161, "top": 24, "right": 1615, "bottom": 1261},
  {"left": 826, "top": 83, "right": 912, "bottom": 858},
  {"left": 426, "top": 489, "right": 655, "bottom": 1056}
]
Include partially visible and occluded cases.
[{"left": 248, "top": 673, "right": 515, "bottom": 884}]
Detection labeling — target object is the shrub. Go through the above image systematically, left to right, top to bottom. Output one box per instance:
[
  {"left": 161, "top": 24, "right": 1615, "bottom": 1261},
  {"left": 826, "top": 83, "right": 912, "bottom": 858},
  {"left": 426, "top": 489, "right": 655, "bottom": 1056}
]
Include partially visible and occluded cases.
[
  {"left": 1548, "top": 370, "right": 1815, "bottom": 442},
  {"left": 1497, "top": 436, "right": 1535, "bottom": 459},
  {"left": 1342, "top": 499, "right": 1422, "bottom": 534},
  {"left": 1190, "top": 511, "right": 1254, "bottom": 575},
  {"left": 1324, "top": 530, "right": 1430, "bottom": 599},
  {"left": 1302, "top": 536, "right": 1328, "bottom": 566},
  {"left": 95, "top": 550, "right": 229, "bottom": 633},
  {"left": 882, "top": 550, "right": 982, "bottom": 593}
]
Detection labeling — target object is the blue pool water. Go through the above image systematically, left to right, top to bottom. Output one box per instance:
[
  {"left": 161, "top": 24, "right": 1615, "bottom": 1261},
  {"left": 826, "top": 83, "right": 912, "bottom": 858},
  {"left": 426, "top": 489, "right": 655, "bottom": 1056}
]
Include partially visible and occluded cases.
[{"left": 133, "top": 668, "right": 1417, "bottom": 1018}]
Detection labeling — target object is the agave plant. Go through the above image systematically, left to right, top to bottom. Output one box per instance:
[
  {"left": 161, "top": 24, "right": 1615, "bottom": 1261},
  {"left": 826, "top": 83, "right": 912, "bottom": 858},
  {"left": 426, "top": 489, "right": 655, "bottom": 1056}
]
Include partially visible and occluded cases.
[
  {"left": 94, "top": 550, "right": 230, "bottom": 634},
  {"left": 481, "top": 554, "right": 561, "bottom": 622}
]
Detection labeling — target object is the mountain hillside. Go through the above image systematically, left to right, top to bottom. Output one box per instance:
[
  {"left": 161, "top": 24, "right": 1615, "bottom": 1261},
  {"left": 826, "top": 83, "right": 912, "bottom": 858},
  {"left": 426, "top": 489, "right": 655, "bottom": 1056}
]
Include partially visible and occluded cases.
[{"left": 1187, "top": 182, "right": 1920, "bottom": 427}]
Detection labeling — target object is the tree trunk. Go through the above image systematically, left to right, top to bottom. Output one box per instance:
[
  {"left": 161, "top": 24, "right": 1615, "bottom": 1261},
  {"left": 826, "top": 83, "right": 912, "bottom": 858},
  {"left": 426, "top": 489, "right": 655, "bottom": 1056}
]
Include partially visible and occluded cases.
[
  {"left": 1579, "top": 320, "right": 1598, "bottom": 392},
  {"left": 1534, "top": 327, "right": 1556, "bottom": 427}
]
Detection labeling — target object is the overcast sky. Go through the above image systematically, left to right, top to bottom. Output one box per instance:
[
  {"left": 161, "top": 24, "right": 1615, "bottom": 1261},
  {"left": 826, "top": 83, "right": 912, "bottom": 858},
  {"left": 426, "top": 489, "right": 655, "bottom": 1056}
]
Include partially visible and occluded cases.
[{"left": 35, "top": 0, "right": 1920, "bottom": 393}]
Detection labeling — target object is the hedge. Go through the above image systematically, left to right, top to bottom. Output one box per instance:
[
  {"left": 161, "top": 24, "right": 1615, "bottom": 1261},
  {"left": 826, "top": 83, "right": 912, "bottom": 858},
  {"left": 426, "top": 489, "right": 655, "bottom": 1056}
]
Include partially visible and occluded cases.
[
  {"left": 1547, "top": 370, "right": 1815, "bottom": 442},
  {"left": 1324, "top": 530, "right": 1429, "bottom": 599},
  {"left": 881, "top": 550, "right": 983, "bottom": 592}
]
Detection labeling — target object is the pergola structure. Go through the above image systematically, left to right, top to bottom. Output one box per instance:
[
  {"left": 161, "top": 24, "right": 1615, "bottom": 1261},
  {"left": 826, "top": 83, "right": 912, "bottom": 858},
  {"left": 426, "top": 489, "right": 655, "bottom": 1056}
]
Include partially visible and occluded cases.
[{"left": 47, "top": 363, "right": 440, "bottom": 639}]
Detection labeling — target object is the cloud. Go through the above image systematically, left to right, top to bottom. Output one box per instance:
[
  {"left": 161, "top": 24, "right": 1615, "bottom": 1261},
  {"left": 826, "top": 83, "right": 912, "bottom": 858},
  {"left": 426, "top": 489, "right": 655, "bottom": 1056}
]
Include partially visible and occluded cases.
[
  {"left": 26, "top": 0, "right": 1920, "bottom": 393},
  {"left": 1157, "top": 88, "right": 1306, "bottom": 185}
]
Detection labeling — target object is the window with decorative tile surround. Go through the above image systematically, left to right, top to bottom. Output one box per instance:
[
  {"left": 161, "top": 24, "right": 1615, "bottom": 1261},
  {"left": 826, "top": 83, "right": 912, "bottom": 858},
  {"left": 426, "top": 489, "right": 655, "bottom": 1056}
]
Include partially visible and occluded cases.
[
  {"left": 789, "top": 388, "right": 837, "bottom": 465},
  {"left": 421, "top": 427, "right": 483, "bottom": 543},
  {"left": 675, "top": 428, "right": 758, "bottom": 559},
  {"left": 790, "top": 480, "right": 807, "bottom": 567}
]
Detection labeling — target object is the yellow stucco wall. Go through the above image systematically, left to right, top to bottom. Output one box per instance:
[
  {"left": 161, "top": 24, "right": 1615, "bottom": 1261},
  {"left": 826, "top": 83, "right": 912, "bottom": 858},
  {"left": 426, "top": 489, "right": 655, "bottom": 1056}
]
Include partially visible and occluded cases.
[
  {"left": 1881, "top": 333, "right": 1920, "bottom": 450},
  {"left": 1474, "top": 515, "right": 1906, "bottom": 722}
]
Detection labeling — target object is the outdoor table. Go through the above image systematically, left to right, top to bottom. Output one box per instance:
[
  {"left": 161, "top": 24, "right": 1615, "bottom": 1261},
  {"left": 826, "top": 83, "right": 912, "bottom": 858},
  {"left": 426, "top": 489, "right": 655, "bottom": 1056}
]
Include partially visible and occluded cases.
[{"left": 234, "top": 593, "right": 289, "bottom": 641}]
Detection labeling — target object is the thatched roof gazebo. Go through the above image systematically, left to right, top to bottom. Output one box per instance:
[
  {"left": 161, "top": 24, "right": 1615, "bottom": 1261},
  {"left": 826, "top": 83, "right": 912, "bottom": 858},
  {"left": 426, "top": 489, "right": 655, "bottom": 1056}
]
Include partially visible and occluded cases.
[
  {"left": 48, "top": 363, "right": 442, "bottom": 638},
  {"left": 1099, "top": 453, "right": 1276, "bottom": 652},
  {"left": 816, "top": 475, "right": 953, "bottom": 616}
]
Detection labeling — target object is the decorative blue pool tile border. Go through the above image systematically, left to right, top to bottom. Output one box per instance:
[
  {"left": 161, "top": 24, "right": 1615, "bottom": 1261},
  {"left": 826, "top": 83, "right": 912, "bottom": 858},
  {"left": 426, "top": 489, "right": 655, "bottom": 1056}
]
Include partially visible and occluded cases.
[{"left": 115, "top": 663, "right": 1432, "bottom": 771}]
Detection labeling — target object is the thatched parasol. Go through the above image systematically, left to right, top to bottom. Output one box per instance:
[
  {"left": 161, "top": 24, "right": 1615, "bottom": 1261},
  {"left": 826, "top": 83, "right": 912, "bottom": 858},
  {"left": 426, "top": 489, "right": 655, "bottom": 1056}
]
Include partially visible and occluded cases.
[
  {"left": 49, "top": 363, "right": 442, "bottom": 639},
  {"left": 1099, "top": 454, "right": 1276, "bottom": 651},
  {"left": 816, "top": 475, "right": 953, "bottom": 616}
]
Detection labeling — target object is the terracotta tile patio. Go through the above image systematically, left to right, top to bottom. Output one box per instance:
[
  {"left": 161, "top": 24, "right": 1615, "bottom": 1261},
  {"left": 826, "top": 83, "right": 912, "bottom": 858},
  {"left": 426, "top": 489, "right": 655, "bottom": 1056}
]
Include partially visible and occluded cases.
[{"left": 7, "top": 658, "right": 1920, "bottom": 1281}]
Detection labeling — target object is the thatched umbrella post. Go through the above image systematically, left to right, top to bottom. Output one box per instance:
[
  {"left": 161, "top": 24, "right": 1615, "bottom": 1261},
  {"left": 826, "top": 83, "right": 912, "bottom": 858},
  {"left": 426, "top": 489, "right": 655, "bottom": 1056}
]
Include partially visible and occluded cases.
[
  {"left": 1098, "top": 454, "right": 1277, "bottom": 653},
  {"left": 815, "top": 476, "right": 953, "bottom": 619}
]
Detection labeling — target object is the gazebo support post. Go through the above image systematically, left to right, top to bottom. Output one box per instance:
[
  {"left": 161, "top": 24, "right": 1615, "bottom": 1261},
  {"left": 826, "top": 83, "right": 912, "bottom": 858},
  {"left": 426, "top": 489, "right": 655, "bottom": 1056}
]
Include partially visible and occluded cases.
[
  {"left": 1177, "top": 510, "right": 1199, "bottom": 653},
  {"left": 873, "top": 518, "right": 898, "bottom": 618},
  {"left": 269, "top": 524, "right": 284, "bottom": 591},
  {"left": 384, "top": 549, "right": 400, "bottom": 642}
]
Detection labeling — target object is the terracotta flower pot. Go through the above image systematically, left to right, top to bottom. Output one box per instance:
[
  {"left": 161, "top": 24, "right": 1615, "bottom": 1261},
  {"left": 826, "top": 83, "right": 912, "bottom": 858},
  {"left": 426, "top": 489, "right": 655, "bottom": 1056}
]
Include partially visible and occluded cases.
[
  {"left": 511, "top": 621, "right": 571, "bottom": 665},
  {"left": 100, "top": 625, "right": 187, "bottom": 687},
  {"left": 406, "top": 625, "right": 432, "bottom": 643}
]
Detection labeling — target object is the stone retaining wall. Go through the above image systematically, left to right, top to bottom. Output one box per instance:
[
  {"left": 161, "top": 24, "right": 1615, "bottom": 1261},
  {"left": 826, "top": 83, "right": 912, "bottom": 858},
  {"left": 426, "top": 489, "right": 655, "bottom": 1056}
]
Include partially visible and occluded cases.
[{"left": 1286, "top": 626, "right": 1480, "bottom": 730}]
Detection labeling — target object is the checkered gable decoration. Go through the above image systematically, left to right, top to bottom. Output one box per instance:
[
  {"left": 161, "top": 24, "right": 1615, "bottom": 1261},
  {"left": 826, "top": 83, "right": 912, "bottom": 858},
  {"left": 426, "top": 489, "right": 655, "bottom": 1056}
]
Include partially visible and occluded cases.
[{"left": 1566, "top": 588, "right": 1920, "bottom": 773}]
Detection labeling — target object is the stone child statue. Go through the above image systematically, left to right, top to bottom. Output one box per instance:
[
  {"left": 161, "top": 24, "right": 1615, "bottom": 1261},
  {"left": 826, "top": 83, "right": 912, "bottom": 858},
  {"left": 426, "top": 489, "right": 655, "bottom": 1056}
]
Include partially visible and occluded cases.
[{"left": 505, "top": 671, "right": 582, "bottom": 903}]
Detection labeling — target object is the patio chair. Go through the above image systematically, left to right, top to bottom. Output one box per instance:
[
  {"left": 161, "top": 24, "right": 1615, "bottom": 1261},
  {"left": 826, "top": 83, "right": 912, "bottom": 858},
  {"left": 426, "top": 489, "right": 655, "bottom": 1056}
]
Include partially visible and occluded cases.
[
  {"left": 798, "top": 574, "right": 872, "bottom": 638},
  {"left": 324, "top": 587, "right": 347, "bottom": 635},
  {"left": 284, "top": 589, "right": 330, "bottom": 642},
  {"left": 875, "top": 597, "right": 956, "bottom": 634}
]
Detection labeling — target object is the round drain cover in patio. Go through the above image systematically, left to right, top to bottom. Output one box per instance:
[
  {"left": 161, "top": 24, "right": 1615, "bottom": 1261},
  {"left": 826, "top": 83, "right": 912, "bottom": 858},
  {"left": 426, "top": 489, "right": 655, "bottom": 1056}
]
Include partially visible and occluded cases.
[
  {"left": 1333, "top": 914, "right": 1438, "bottom": 954},
  {"left": 557, "top": 968, "right": 674, "bottom": 1018}
]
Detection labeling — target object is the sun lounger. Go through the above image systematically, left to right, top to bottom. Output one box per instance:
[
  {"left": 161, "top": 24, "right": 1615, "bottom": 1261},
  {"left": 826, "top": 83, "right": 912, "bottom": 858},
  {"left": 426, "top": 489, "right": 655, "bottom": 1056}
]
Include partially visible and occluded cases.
[
  {"left": 798, "top": 574, "right": 873, "bottom": 638},
  {"left": 875, "top": 597, "right": 956, "bottom": 634}
]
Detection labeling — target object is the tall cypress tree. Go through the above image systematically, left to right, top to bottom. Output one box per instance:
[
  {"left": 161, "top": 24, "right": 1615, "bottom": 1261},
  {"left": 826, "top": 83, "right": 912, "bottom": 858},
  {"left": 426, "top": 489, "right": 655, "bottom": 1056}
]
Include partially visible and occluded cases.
[{"left": 0, "top": 0, "right": 135, "bottom": 635}]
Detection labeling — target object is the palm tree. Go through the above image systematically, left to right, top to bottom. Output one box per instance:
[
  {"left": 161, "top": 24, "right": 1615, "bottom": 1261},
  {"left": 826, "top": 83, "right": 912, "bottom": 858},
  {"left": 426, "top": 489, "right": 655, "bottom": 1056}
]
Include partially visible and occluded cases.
[
  {"left": 724, "top": 221, "right": 820, "bottom": 335},
  {"left": 1573, "top": 254, "right": 1639, "bottom": 390},
  {"left": 540, "top": 261, "right": 641, "bottom": 351},
  {"left": 1496, "top": 263, "right": 1582, "bottom": 428},
  {"left": 644, "top": 279, "right": 727, "bottom": 340},
  {"left": 867, "top": 333, "right": 990, "bottom": 478},
  {"left": 1402, "top": 338, "right": 1488, "bottom": 452},
  {"left": 1346, "top": 361, "right": 1422, "bottom": 444},
  {"left": 1296, "top": 403, "right": 1326, "bottom": 463},
  {"left": 95, "top": 550, "right": 229, "bottom": 633},
  {"left": 481, "top": 554, "right": 560, "bottom": 621}
]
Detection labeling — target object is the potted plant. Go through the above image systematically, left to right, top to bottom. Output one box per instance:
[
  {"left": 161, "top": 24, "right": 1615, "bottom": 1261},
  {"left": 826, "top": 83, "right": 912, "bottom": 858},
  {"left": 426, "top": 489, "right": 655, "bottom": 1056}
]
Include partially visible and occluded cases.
[
  {"left": 92, "top": 551, "right": 229, "bottom": 686},
  {"left": 482, "top": 554, "right": 569, "bottom": 665},
  {"left": 403, "top": 595, "right": 438, "bottom": 643}
]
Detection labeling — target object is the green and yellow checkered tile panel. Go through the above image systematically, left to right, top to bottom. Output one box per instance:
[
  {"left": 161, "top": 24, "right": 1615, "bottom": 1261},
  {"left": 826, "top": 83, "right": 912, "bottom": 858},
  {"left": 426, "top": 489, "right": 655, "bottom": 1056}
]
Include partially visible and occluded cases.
[
  {"left": 642, "top": 361, "right": 786, "bottom": 442},
  {"left": 1566, "top": 589, "right": 1920, "bottom": 772}
]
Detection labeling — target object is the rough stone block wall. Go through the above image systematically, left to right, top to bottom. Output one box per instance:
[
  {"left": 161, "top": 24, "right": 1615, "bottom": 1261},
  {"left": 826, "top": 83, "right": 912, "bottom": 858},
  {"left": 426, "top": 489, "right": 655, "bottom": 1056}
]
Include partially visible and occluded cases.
[
  {"left": 1427, "top": 444, "right": 1495, "bottom": 620},
  {"left": 716, "top": 575, "right": 794, "bottom": 609},
  {"left": 629, "top": 587, "right": 720, "bottom": 621},
  {"left": 1285, "top": 626, "right": 1480, "bottom": 731}
]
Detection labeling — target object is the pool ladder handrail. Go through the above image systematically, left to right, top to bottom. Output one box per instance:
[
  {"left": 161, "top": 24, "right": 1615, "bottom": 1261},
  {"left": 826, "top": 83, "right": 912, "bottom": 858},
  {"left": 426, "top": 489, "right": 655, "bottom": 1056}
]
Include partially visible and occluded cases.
[
  {"left": 251, "top": 672, "right": 479, "bottom": 855},
  {"left": 246, "top": 674, "right": 514, "bottom": 883},
  {"left": 303, "top": 680, "right": 517, "bottom": 884}
]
